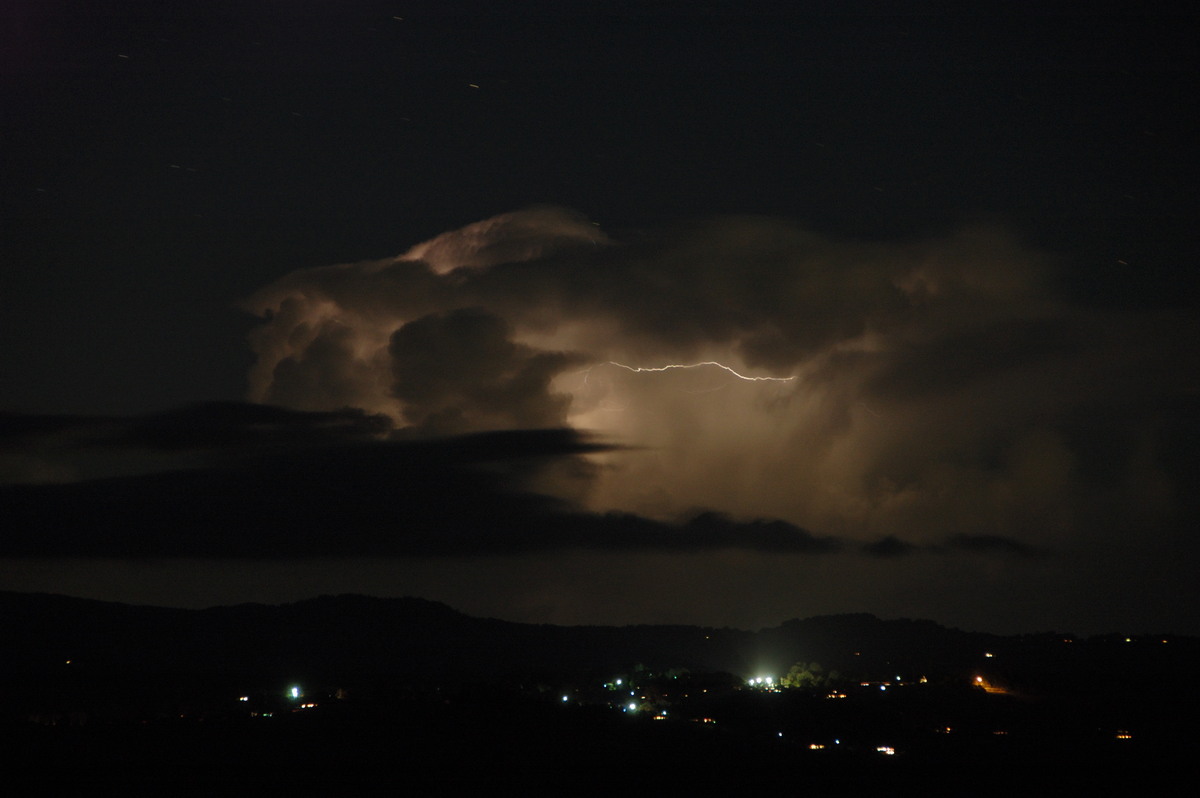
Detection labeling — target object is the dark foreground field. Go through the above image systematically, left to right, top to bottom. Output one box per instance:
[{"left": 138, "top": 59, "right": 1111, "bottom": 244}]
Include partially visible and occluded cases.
[{"left": 4, "top": 697, "right": 1190, "bottom": 797}]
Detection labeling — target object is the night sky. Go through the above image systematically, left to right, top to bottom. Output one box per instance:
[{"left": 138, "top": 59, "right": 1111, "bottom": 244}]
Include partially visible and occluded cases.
[{"left": 2, "top": 1, "right": 1197, "bottom": 634}]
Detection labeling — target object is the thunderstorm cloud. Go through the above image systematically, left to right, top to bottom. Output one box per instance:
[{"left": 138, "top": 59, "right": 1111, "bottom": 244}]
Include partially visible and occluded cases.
[
  {"left": 242, "top": 207, "right": 1196, "bottom": 558},
  {"left": 5, "top": 209, "right": 1195, "bottom": 631}
]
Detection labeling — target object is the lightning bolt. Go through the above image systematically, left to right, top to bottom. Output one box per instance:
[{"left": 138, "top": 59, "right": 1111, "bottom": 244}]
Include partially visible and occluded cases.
[{"left": 606, "top": 361, "right": 795, "bottom": 382}]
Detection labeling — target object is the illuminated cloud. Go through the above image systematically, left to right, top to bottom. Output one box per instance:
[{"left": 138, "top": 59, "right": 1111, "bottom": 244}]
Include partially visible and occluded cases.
[
  {"left": 239, "top": 208, "right": 1195, "bottom": 564},
  {"left": 389, "top": 307, "right": 580, "bottom": 434}
]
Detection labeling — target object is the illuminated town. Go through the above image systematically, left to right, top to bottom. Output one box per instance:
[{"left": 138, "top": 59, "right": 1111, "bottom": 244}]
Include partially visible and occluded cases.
[{"left": 4, "top": 593, "right": 1192, "bottom": 793}]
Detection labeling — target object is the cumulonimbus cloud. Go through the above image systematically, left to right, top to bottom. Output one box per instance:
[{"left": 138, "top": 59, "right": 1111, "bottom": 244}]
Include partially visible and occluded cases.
[{"left": 240, "top": 207, "right": 1196, "bottom": 558}]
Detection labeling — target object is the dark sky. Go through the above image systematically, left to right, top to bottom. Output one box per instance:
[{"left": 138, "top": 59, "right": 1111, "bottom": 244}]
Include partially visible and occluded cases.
[{"left": 2, "top": 1, "right": 1197, "bottom": 634}]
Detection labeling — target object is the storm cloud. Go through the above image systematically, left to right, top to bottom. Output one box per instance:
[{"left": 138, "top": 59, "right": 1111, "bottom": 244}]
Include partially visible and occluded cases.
[
  {"left": 242, "top": 208, "right": 1197, "bottom": 561},
  {"left": 5, "top": 210, "right": 1191, "bottom": 632},
  {"left": 389, "top": 307, "right": 580, "bottom": 434}
]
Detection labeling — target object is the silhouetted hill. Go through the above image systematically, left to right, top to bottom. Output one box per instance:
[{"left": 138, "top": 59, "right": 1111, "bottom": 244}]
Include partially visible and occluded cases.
[
  {"left": 3, "top": 590, "right": 1195, "bottom": 695},
  {"left": 0, "top": 591, "right": 753, "bottom": 682}
]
